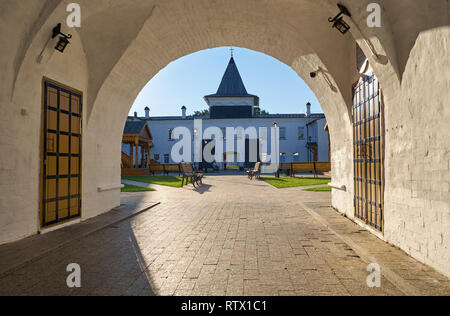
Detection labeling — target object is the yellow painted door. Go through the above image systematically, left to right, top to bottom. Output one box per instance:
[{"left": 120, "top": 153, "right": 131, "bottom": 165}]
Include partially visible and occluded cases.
[{"left": 42, "top": 80, "right": 82, "bottom": 227}]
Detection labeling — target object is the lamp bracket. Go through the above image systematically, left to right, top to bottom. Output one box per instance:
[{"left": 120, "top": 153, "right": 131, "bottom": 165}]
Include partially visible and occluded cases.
[
  {"left": 328, "top": 3, "right": 352, "bottom": 22},
  {"left": 337, "top": 3, "right": 352, "bottom": 18},
  {"left": 52, "top": 23, "right": 72, "bottom": 39}
]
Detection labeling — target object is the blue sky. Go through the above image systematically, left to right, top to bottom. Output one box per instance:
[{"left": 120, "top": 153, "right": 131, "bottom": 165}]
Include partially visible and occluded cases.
[{"left": 129, "top": 47, "right": 323, "bottom": 117}]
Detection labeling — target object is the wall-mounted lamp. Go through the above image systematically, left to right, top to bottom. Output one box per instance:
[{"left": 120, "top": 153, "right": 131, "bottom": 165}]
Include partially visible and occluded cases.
[
  {"left": 328, "top": 3, "right": 352, "bottom": 35},
  {"left": 328, "top": 4, "right": 385, "bottom": 64},
  {"left": 52, "top": 23, "right": 72, "bottom": 53},
  {"left": 310, "top": 67, "right": 338, "bottom": 93}
]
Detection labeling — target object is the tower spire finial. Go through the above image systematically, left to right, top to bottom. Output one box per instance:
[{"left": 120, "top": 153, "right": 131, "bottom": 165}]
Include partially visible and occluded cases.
[{"left": 230, "top": 47, "right": 234, "bottom": 58}]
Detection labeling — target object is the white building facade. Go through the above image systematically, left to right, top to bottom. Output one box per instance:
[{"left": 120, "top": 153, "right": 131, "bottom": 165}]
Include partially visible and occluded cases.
[{"left": 126, "top": 56, "right": 329, "bottom": 169}]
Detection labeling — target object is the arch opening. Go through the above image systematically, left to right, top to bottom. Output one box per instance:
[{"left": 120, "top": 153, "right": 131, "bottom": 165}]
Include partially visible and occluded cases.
[
  {"left": 1, "top": 0, "right": 449, "bottom": 279},
  {"left": 122, "top": 46, "right": 335, "bottom": 175}
]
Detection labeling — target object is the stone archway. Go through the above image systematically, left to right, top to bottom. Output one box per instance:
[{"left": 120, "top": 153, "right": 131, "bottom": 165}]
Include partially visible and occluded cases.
[{"left": 1, "top": 0, "right": 449, "bottom": 277}]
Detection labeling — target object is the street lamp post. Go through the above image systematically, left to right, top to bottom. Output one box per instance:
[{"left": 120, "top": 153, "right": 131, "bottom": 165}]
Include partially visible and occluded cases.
[
  {"left": 273, "top": 122, "right": 279, "bottom": 178},
  {"left": 193, "top": 128, "right": 198, "bottom": 168}
]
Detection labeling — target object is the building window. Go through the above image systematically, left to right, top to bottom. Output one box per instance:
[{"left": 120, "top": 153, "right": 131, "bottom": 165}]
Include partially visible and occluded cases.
[
  {"left": 279, "top": 127, "right": 287, "bottom": 140},
  {"left": 298, "top": 127, "right": 305, "bottom": 140},
  {"left": 169, "top": 128, "right": 174, "bottom": 141},
  {"left": 280, "top": 152, "right": 286, "bottom": 163},
  {"left": 293, "top": 152, "right": 300, "bottom": 162},
  {"left": 154, "top": 154, "right": 160, "bottom": 162},
  {"left": 164, "top": 154, "right": 170, "bottom": 164}
]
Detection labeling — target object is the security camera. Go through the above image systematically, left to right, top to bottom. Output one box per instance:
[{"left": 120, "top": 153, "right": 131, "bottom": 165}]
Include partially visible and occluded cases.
[{"left": 309, "top": 67, "right": 338, "bottom": 93}]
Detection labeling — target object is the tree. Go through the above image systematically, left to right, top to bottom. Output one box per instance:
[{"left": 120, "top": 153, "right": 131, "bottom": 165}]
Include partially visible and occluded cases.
[
  {"left": 254, "top": 107, "right": 269, "bottom": 115},
  {"left": 193, "top": 109, "right": 210, "bottom": 116}
]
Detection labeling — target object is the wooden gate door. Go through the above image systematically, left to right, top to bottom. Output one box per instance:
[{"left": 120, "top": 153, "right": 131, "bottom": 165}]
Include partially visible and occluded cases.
[
  {"left": 352, "top": 75, "right": 384, "bottom": 232},
  {"left": 41, "top": 79, "right": 82, "bottom": 227}
]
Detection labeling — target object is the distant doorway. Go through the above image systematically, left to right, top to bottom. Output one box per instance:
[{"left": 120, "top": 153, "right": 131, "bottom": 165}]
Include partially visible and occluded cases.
[
  {"left": 307, "top": 144, "right": 318, "bottom": 162},
  {"left": 223, "top": 152, "right": 240, "bottom": 170}
]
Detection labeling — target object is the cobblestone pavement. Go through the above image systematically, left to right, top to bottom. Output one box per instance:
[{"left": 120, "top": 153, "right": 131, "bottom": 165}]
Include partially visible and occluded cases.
[{"left": 0, "top": 176, "right": 449, "bottom": 296}]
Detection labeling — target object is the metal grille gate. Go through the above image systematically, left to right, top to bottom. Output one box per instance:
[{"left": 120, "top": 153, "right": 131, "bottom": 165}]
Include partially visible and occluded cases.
[
  {"left": 352, "top": 75, "right": 384, "bottom": 232},
  {"left": 41, "top": 80, "right": 82, "bottom": 227}
]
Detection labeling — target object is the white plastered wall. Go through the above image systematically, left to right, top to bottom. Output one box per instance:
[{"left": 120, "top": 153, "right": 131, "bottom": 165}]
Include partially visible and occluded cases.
[
  {"left": 0, "top": 0, "right": 448, "bottom": 277},
  {"left": 0, "top": 10, "right": 89, "bottom": 242},
  {"left": 382, "top": 27, "right": 450, "bottom": 276}
]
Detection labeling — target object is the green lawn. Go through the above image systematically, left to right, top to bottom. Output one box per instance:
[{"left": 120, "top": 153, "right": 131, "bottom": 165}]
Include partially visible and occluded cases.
[
  {"left": 122, "top": 176, "right": 183, "bottom": 188},
  {"left": 261, "top": 177, "right": 331, "bottom": 189},
  {"left": 121, "top": 183, "right": 155, "bottom": 193},
  {"left": 303, "top": 186, "right": 332, "bottom": 192}
]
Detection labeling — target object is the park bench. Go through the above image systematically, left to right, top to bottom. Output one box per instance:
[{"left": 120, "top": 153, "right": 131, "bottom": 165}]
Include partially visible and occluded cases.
[
  {"left": 199, "top": 162, "right": 219, "bottom": 173},
  {"left": 247, "top": 162, "right": 261, "bottom": 180},
  {"left": 289, "top": 162, "right": 331, "bottom": 178},
  {"left": 291, "top": 162, "right": 315, "bottom": 177},
  {"left": 314, "top": 162, "right": 331, "bottom": 175},
  {"left": 180, "top": 163, "right": 204, "bottom": 188},
  {"left": 276, "top": 163, "right": 293, "bottom": 177},
  {"left": 150, "top": 164, "right": 165, "bottom": 175},
  {"left": 150, "top": 164, "right": 181, "bottom": 176},
  {"left": 164, "top": 164, "right": 181, "bottom": 176}
]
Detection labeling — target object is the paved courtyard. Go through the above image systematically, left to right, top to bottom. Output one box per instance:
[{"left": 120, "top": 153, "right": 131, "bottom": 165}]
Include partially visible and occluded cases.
[{"left": 0, "top": 175, "right": 449, "bottom": 296}]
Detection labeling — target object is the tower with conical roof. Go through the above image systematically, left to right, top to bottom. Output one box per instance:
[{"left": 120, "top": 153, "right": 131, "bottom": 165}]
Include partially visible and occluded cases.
[{"left": 204, "top": 54, "right": 259, "bottom": 119}]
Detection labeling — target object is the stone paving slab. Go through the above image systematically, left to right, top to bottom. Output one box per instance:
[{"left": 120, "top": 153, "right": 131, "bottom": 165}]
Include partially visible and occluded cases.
[
  {"left": 0, "top": 175, "right": 448, "bottom": 296},
  {"left": 301, "top": 200, "right": 450, "bottom": 296},
  {"left": 0, "top": 201, "right": 159, "bottom": 278}
]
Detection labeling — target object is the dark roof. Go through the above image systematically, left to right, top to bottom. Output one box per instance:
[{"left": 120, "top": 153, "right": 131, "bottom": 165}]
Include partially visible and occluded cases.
[
  {"left": 205, "top": 57, "right": 257, "bottom": 98},
  {"left": 129, "top": 113, "right": 325, "bottom": 121},
  {"left": 256, "top": 114, "right": 325, "bottom": 119},
  {"left": 123, "top": 121, "right": 148, "bottom": 134}
]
